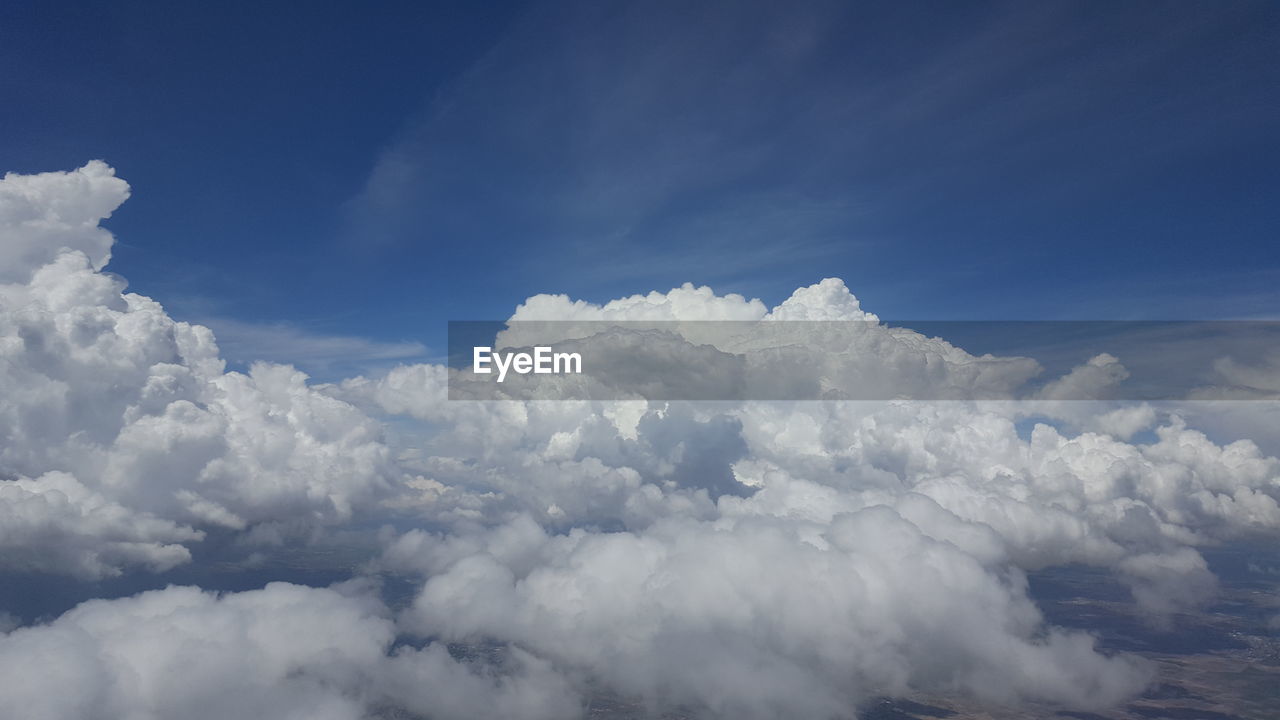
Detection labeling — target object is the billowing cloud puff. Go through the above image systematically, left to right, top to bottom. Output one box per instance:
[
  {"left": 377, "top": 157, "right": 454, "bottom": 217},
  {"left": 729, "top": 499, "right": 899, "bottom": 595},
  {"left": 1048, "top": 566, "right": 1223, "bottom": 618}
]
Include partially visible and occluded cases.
[
  {"left": 0, "top": 160, "right": 127, "bottom": 284},
  {"left": 0, "top": 164, "right": 395, "bottom": 577},
  {"left": 509, "top": 277, "right": 876, "bottom": 324},
  {"left": 483, "top": 279, "right": 1039, "bottom": 401},
  {"left": 510, "top": 282, "right": 772, "bottom": 322},
  {"left": 1035, "top": 352, "right": 1129, "bottom": 400},
  {"left": 0, "top": 471, "right": 200, "bottom": 578},
  {"left": 402, "top": 512, "right": 1150, "bottom": 717},
  {"left": 0, "top": 582, "right": 578, "bottom": 720}
]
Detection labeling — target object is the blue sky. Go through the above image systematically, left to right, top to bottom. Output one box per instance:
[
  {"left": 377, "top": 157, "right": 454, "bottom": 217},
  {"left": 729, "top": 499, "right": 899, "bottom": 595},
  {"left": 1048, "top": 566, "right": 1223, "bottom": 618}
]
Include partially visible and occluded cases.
[{"left": 4, "top": 0, "right": 1278, "bottom": 376}]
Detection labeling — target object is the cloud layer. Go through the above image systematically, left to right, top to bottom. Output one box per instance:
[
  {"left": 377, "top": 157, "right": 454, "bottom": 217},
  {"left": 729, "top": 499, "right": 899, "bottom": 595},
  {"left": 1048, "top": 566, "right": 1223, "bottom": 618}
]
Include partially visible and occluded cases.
[{"left": 3, "top": 163, "right": 1280, "bottom": 718}]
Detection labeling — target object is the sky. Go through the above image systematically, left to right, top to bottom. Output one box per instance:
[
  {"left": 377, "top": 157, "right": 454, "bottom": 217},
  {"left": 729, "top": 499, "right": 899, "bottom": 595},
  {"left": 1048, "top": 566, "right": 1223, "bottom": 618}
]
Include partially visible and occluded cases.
[
  {"left": 3, "top": 0, "right": 1279, "bottom": 376},
  {"left": 5, "top": 5, "right": 1280, "bottom": 718}
]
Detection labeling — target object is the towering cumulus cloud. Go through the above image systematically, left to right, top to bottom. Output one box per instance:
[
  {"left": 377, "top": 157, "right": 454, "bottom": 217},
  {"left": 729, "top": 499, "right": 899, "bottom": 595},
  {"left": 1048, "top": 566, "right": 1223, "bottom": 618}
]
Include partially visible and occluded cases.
[
  {"left": 0, "top": 161, "right": 127, "bottom": 283},
  {"left": 0, "top": 163, "right": 395, "bottom": 577},
  {"left": 3, "top": 163, "right": 1280, "bottom": 718}
]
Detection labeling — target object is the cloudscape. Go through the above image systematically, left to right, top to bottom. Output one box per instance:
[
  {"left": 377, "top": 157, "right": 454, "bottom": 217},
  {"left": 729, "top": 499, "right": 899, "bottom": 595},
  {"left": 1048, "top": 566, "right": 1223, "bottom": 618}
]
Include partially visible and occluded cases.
[{"left": 3, "top": 2, "right": 1280, "bottom": 719}]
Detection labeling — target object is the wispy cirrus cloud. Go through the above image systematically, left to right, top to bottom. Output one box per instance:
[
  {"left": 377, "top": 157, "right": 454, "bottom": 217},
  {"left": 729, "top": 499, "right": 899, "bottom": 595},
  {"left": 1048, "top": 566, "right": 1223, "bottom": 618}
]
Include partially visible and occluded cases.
[{"left": 341, "top": 1, "right": 1278, "bottom": 312}]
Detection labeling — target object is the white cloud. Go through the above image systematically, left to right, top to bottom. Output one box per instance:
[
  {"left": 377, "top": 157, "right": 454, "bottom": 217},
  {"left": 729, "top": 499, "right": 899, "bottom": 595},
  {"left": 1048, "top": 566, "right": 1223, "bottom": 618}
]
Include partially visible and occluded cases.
[
  {"left": 0, "top": 160, "right": 127, "bottom": 284},
  {"left": 5, "top": 162, "right": 1280, "bottom": 718},
  {"left": 0, "top": 165, "right": 397, "bottom": 577},
  {"left": 470, "top": 278, "right": 1042, "bottom": 402},
  {"left": 351, "top": 282, "right": 1280, "bottom": 718},
  {"left": 1035, "top": 353, "right": 1129, "bottom": 401},
  {"left": 0, "top": 471, "right": 200, "bottom": 578},
  {"left": 403, "top": 512, "right": 1150, "bottom": 716},
  {"left": 0, "top": 582, "right": 579, "bottom": 720}
]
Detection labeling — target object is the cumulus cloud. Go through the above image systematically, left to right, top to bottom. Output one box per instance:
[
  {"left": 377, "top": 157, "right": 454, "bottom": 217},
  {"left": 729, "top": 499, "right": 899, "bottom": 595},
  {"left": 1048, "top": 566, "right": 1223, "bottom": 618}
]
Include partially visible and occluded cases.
[
  {"left": 0, "top": 160, "right": 127, "bottom": 284},
  {"left": 6, "top": 162, "right": 1280, "bottom": 718},
  {"left": 0, "top": 164, "right": 396, "bottom": 577},
  {"left": 351, "top": 279, "right": 1280, "bottom": 713},
  {"left": 478, "top": 279, "right": 1041, "bottom": 401},
  {"left": 353, "top": 282, "right": 1280, "bottom": 570},
  {"left": 1035, "top": 353, "right": 1129, "bottom": 401},
  {"left": 0, "top": 471, "right": 200, "bottom": 578},
  {"left": 402, "top": 512, "right": 1150, "bottom": 717},
  {"left": 0, "top": 582, "right": 578, "bottom": 720}
]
